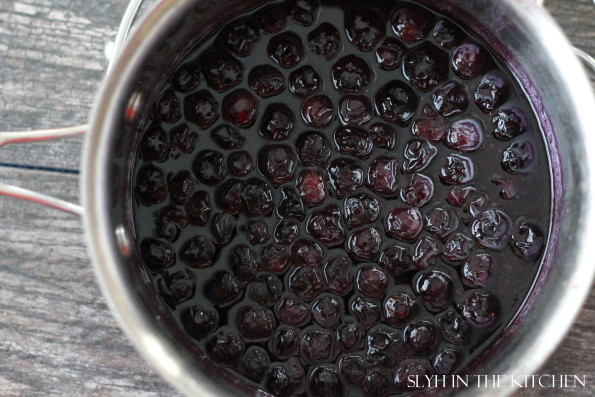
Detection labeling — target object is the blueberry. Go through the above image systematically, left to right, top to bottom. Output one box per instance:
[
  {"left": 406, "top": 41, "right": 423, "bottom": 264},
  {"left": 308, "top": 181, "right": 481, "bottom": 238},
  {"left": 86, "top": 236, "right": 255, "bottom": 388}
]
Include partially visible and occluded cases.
[
  {"left": 391, "top": 5, "right": 432, "bottom": 44},
  {"left": 345, "top": 9, "right": 385, "bottom": 51},
  {"left": 219, "top": 18, "right": 260, "bottom": 57},
  {"left": 308, "top": 23, "right": 341, "bottom": 60},
  {"left": 268, "top": 32, "right": 304, "bottom": 68},
  {"left": 376, "top": 37, "right": 406, "bottom": 71},
  {"left": 452, "top": 42, "right": 488, "bottom": 79},
  {"left": 403, "top": 43, "right": 449, "bottom": 92},
  {"left": 201, "top": 51, "right": 243, "bottom": 92},
  {"left": 332, "top": 55, "right": 372, "bottom": 93},
  {"left": 248, "top": 64, "right": 285, "bottom": 98},
  {"left": 289, "top": 66, "right": 321, "bottom": 98},
  {"left": 474, "top": 73, "right": 509, "bottom": 113},
  {"left": 375, "top": 81, "right": 418, "bottom": 126},
  {"left": 433, "top": 81, "right": 468, "bottom": 117},
  {"left": 153, "top": 89, "right": 181, "bottom": 124},
  {"left": 222, "top": 89, "right": 259, "bottom": 128},
  {"left": 302, "top": 95, "right": 334, "bottom": 127},
  {"left": 259, "top": 104, "right": 295, "bottom": 141},
  {"left": 412, "top": 105, "right": 447, "bottom": 143},
  {"left": 140, "top": 124, "right": 170, "bottom": 162},
  {"left": 211, "top": 124, "right": 246, "bottom": 150},
  {"left": 334, "top": 126, "right": 374, "bottom": 159},
  {"left": 296, "top": 131, "right": 332, "bottom": 167},
  {"left": 403, "top": 139, "right": 438, "bottom": 173},
  {"left": 258, "top": 144, "right": 298, "bottom": 185},
  {"left": 193, "top": 150, "right": 227, "bottom": 186},
  {"left": 328, "top": 158, "right": 365, "bottom": 198},
  {"left": 136, "top": 165, "right": 168, "bottom": 206},
  {"left": 400, "top": 173, "right": 435, "bottom": 207},
  {"left": 185, "top": 191, "right": 211, "bottom": 226},
  {"left": 344, "top": 193, "right": 380, "bottom": 228},
  {"left": 306, "top": 204, "right": 345, "bottom": 246},
  {"left": 385, "top": 206, "right": 423, "bottom": 241},
  {"left": 471, "top": 209, "right": 512, "bottom": 250},
  {"left": 510, "top": 220, "right": 544, "bottom": 260},
  {"left": 347, "top": 228, "right": 383, "bottom": 262},
  {"left": 179, "top": 235, "right": 217, "bottom": 268},
  {"left": 140, "top": 238, "right": 176, "bottom": 272},
  {"left": 229, "top": 245, "right": 258, "bottom": 280},
  {"left": 462, "top": 253, "right": 495, "bottom": 288},
  {"left": 323, "top": 256, "right": 353, "bottom": 295},
  {"left": 288, "top": 266, "right": 325, "bottom": 301},
  {"left": 157, "top": 269, "right": 195, "bottom": 307},
  {"left": 413, "top": 269, "right": 454, "bottom": 311},
  {"left": 204, "top": 271, "right": 243, "bottom": 307},
  {"left": 456, "top": 289, "right": 500, "bottom": 329},
  {"left": 384, "top": 291, "right": 418, "bottom": 327},
  {"left": 312, "top": 294, "right": 344, "bottom": 328},
  {"left": 276, "top": 296, "right": 311, "bottom": 326},
  {"left": 181, "top": 304, "right": 219, "bottom": 339},
  {"left": 236, "top": 304, "right": 275, "bottom": 341},
  {"left": 404, "top": 320, "right": 439, "bottom": 354},
  {"left": 336, "top": 321, "right": 365, "bottom": 352},
  {"left": 270, "top": 326, "right": 300, "bottom": 359},
  {"left": 365, "top": 326, "right": 403, "bottom": 366},
  {"left": 206, "top": 330, "right": 246, "bottom": 364},
  {"left": 238, "top": 346, "right": 270, "bottom": 382},
  {"left": 307, "top": 366, "right": 344, "bottom": 397}
]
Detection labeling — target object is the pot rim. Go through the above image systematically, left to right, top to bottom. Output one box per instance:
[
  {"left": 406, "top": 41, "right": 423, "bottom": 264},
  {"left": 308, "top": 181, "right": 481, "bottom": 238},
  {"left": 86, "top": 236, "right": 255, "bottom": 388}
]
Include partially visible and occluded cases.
[{"left": 82, "top": 1, "right": 595, "bottom": 396}]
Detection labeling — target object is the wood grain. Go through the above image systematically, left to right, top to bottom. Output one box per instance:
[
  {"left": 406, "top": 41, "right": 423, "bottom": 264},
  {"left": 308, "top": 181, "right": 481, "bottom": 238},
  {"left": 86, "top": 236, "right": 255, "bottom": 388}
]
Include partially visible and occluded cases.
[{"left": 0, "top": 0, "right": 593, "bottom": 396}]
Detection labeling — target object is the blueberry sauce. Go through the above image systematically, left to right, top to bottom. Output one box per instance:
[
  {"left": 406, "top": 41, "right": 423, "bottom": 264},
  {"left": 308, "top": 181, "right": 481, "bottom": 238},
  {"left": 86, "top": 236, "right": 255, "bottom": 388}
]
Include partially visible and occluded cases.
[{"left": 132, "top": 1, "right": 551, "bottom": 395}]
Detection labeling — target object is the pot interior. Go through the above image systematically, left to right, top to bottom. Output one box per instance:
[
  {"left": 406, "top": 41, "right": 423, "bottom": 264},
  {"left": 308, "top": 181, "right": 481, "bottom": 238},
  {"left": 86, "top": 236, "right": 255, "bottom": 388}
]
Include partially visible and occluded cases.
[{"left": 89, "top": 0, "right": 594, "bottom": 396}]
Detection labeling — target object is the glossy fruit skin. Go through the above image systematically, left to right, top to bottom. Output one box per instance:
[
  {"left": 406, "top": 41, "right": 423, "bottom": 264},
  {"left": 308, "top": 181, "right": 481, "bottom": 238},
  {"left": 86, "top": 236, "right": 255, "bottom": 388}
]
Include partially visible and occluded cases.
[
  {"left": 391, "top": 5, "right": 432, "bottom": 44},
  {"left": 345, "top": 9, "right": 385, "bottom": 51},
  {"left": 268, "top": 32, "right": 305, "bottom": 68},
  {"left": 452, "top": 42, "right": 488, "bottom": 79},
  {"left": 403, "top": 43, "right": 449, "bottom": 92},
  {"left": 332, "top": 55, "right": 372, "bottom": 93},
  {"left": 248, "top": 65, "right": 285, "bottom": 98},
  {"left": 375, "top": 81, "right": 418, "bottom": 126},
  {"left": 222, "top": 89, "right": 259, "bottom": 128},
  {"left": 302, "top": 95, "right": 335, "bottom": 127},
  {"left": 385, "top": 206, "right": 423, "bottom": 241}
]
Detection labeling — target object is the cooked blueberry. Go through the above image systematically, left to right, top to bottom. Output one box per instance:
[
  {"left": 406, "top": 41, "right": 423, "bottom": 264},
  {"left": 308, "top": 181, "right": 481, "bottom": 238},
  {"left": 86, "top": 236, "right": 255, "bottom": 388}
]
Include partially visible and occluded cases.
[
  {"left": 290, "top": 0, "right": 320, "bottom": 26},
  {"left": 255, "top": 3, "right": 287, "bottom": 34},
  {"left": 391, "top": 5, "right": 432, "bottom": 43},
  {"left": 345, "top": 9, "right": 385, "bottom": 51},
  {"left": 219, "top": 18, "right": 260, "bottom": 57},
  {"left": 432, "top": 19, "right": 461, "bottom": 49},
  {"left": 308, "top": 23, "right": 341, "bottom": 60},
  {"left": 268, "top": 32, "right": 304, "bottom": 68},
  {"left": 376, "top": 37, "right": 406, "bottom": 71},
  {"left": 452, "top": 42, "right": 488, "bottom": 79},
  {"left": 403, "top": 43, "right": 449, "bottom": 92},
  {"left": 201, "top": 51, "right": 243, "bottom": 92},
  {"left": 332, "top": 55, "right": 372, "bottom": 93},
  {"left": 172, "top": 63, "right": 202, "bottom": 93},
  {"left": 248, "top": 64, "right": 285, "bottom": 98},
  {"left": 289, "top": 65, "right": 321, "bottom": 98},
  {"left": 474, "top": 73, "right": 509, "bottom": 113},
  {"left": 374, "top": 81, "right": 418, "bottom": 125},
  {"left": 433, "top": 81, "right": 468, "bottom": 117},
  {"left": 153, "top": 89, "right": 181, "bottom": 124},
  {"left": 222, "top": 89, "right": 259, "bottom": 128},
  {"left": 185, "top": 90, "right": 220, "bottom": 129},
  {"left": 302, "top": 95, "right": 334, "bottom": 127},
  {"left": 259, "top": 104, "right": 295, "bottom": 141},
  {"left": 412, "top": 105, "right": 447, "bottom": 143},
  {"left": 492, "top": 107, "right": 528, "bottom": 140},
  {"left": 446, "top": 118, "right": 483, "bottom": 152},
  {"left": 169, "top": 123, "right": 198, "bottom": 156},
  {"left": 368, "top": 123, "right": 396, "bottom": 149},
  {"left": 140, "top": 124, "right": 170, "bottom": 162},
  {"left": 211, "top": 124, "right": 246, "bottom": 150},
  {"left": 334, "top": 126, "right": 374, "bottom": 159},
  {"left": 296, "top": 131, "right": 332, "bottom": 167},
  {"left": 403, "top": 139, "right": 438, "bottom": 173},
  {"left": 502, "top": 140, "right": 535, "bottom": 174},
  {"left": 258, "top": 145, "right": 298, "bottom": 185},
  {"left": 193, "top": 150, "right": 227, "bottom": 186},
  {"left": 227, "top": 150, "right": 253, "bottom": 177},
  {"left": 440, "top": 154, "right": 475, "bottom": 185},
  {"left": 367, "top": 156, "right": 399, "bottom": 196},
  {"left": 328, "top": 158, "right": 365, "bottom": 198},
  {"left": 136, "top": 165, "right": 168, "bottom": 205},
  {"left": 296, "top": 169, "right": 326, "bottom": 206},
  {"left": 400, "top": 173, "right": 435, "bottom": 207},
  {"left": 214, "top": 178, "right": 243, "bottom": 214},
  {"left": 241, "top": 178, "right": 274, "bottom": 216},
  {"left": 446, "top": 185, "right": 477, "bottom": 207},
  {"left": 278, "top": 186, "right": 306, "bottom": 219},
  {"left": 185, "top": 191, "right": 211, "bottom": 226},
  {"left": 344, "top": 193, "right": 380, "bottom": 228},
  {"left": 306, "top": 204, "right": 345, "bottom": 246},
  {"left": 154, "top": 206, "right": 188, "bottom": 242},
  {"left": 385, "top": 206, "right": 423, "bottom": 241},
  {"left": 425, "top": 207, "right": 458, "bottom": 239},
  {"left": 471, "top": 209, "right": 512, "bottom": 250},
  {"left": 210, "top": 212, "right": 237, "bottom": 245},
  {"left": 274, "top": 218, "right": 299, "bottom": 245},
  {"left": 243, "top": 220, "right": 270, "bottom": 245},
  {"left": 511, "top": 220, "right": 544, "bottom": 260},
  {"left": 347, "top": 228, "right": 382, "bottom": 262},
  {"left": 443, "top": 232, "right": 474, "bottom": 263},
  {"left": 180, "top": 235, "right": 217, "bottom": 268},
  {"left": 412, "top": 236, "right": 440, "bottom": 269},
  {"left": 140, "top": 238, "right": 176, "bottom": 272},
  {"left": 291, "top": 238, "right": 323, "bottom": 267},
  {"left": 379, "top": 244, "right": 412, "bottom": 275},
  {"left": 229, "top": 245, "right": 258, "bottom": 280},
  {"left": 260, "top": 245, "right": 290, "bottom": 275},
  {"left": 462, "top": 253, "right": 495, "bottom": 288},
  {"left": 323, "top": 256, "right": 353, "bottom": 295},
  {"left": 356, "top": 265, "right": 388, "bottom": 297},
  {"left": 288, "top": 266, "right": 325, "bottom": 301},
  {"left": 157, "top": 269, "right": 195, "bottom": 307},
  {"left": 413, "top": 269, "right": 454, "bottom": 311},
  {"left": 205, "top": 271, "right": 243, "bottom": 307},
  {"left": 249, "top": 274, "right": 281, "bottom": 306},
  {"left": 456, "top": 289, "right": 500, "bottom": 329},
  {"left": 384, "top": 291, "right": 418, "bottom": 327},
  {"left": 350, "top": 294, "right": 382, "bottom": 328},
  {"left": 312, "top": 295, "right": 344, "bottom": 328},
  {"left": 276, "top": 296, "right": 311, "bottom": 326},
  {"left": 181, "top": 304, "right": 219, "bottom": 339},
  {"left": 236, "top": 304, "right": 275, "bottom": 341},
  {"left": 438, "top": 311, "right": 470, "bottom": 345},
  {"left": 404, "top": 320, "right": 439, "bottom": 354},
  {"left": 336, "top": 321, "right": 365, "bottom": 352},
  {"left": 270, "top": 326, "right": 300, "bottom": 359},
  {"left": 365, "top": 326, "right": 403, "bottom": 366},
  {"left": 301, "top": 328, "right": 337, "bottom": 364},
  {"left": 206, "top": 330, "right": 245, "bottom": 364},
  {"left": 238, "top": 346, "right": 270, "bottom": 382},
  {"left": 433, "top": 348, "right": 461, "bottom": 375},
  {"left": 339, "top": 355, "right": 366, "bottom": 384},
  {"left": 393, "top": 359, "right": 433, "bottom": 391},
  {"left": 307, "top": 366, "right": 344, "bottom": 397},
  {"left": 362, "top": 370, "right": 390, "bottom": 397}
]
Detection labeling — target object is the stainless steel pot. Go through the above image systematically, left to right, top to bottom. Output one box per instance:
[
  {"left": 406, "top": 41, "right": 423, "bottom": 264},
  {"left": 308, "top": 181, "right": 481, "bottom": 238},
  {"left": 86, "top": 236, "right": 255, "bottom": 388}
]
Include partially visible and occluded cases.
[{"left": 1, "top": 0, "right": 594, "bottom": 396}]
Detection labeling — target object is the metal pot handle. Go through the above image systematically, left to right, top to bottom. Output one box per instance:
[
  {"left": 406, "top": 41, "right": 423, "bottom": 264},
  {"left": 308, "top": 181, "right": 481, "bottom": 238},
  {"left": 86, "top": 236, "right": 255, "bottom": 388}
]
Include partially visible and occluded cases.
[
  {"left": 0, "top": 0, "right": 147, "bottom": 216},
  {"left": 0, "top": 0, "right": 592, "bottom": 216}
]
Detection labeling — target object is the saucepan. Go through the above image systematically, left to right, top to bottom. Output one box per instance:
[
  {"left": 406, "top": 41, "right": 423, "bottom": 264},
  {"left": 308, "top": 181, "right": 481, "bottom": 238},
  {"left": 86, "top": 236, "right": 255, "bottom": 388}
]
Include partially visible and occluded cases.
[{"left": 0, "top": 0, "right": 594, "bottom": 396}]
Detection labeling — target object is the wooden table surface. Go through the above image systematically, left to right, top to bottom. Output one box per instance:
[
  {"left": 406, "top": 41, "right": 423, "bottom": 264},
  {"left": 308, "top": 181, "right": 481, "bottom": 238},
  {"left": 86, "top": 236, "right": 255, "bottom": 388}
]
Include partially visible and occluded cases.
[{"left": 0, "top": 0, "right": 593, "bottom": 396}]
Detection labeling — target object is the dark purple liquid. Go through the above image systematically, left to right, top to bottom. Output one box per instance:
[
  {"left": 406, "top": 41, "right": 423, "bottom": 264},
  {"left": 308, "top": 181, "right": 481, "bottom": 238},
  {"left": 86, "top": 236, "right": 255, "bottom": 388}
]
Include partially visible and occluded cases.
[{"left": 132, "top": 0, "right": 551, "bottom": 395}]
